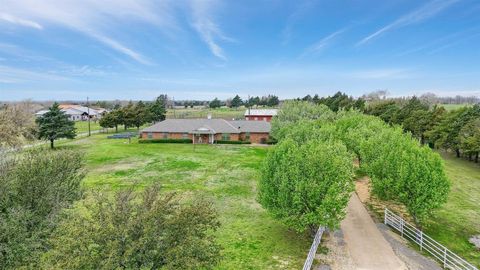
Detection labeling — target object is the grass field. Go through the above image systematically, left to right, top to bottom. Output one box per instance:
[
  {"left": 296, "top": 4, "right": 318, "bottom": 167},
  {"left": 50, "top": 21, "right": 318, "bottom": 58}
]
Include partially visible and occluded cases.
[
  {"left": 438, "top": 103, "right": 472, "bottom": 111},
  {"left": 166, "top": 106, "right": 277, "bottom": 120},
  {"left": 74, "top": 121, "right": 102, "bottom": 133},
  {"left": 57, "top": 135, "right": 310, "bottom": 269},
  {"left": 423, "top": 152, "right": 480, "bottom": 266}
]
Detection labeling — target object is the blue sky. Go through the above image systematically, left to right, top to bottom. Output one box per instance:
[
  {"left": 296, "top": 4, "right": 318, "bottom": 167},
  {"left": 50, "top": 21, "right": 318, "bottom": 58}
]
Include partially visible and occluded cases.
[{"left": 1, "top": 0, "right": 480, "bottom": 101}]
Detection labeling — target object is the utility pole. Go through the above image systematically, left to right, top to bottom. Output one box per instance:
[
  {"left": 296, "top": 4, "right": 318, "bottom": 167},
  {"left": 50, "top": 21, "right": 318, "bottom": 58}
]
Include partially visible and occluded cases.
[{"left": 87, "top": 96, "right": 91, "bottom": 136}]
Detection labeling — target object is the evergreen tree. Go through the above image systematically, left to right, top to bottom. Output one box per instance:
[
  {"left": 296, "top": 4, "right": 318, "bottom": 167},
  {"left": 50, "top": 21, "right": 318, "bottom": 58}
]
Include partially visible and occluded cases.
[
  {"left": 149, "top": 95, "right": 167, "bottom": 123},
  {"left": 230, "top": 95, "right": 243, "bottom": 108},
  {"left": 209, "top": 98, "right": 222, "bottom": 109},
  {"left": 36, "top": 102, "right": 76, "bottom": 148}
]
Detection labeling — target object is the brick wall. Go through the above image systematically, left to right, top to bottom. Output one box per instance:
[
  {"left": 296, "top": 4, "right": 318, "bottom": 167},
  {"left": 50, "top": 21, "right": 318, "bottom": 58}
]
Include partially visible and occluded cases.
[{"left": 141, "top": 131, "right": 269, "bottom": 144}]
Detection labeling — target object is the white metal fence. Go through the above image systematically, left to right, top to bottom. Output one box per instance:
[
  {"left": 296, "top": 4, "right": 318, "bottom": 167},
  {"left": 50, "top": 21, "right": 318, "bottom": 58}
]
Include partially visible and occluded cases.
[
  {"left": 384, "top": 208, "right": 478, "bottom": 270},
  {"left": 302, "top": 226, "right": 326, "bottom": 270}
]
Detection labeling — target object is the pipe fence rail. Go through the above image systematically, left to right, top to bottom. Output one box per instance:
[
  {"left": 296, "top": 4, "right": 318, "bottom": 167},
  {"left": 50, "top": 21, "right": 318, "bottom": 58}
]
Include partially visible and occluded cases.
[
  {"left": 384, "top": 208, "right": 478, "bottom": 270},
  {"left": 302, "top": 226, "right": 326, "bottom": 270}
]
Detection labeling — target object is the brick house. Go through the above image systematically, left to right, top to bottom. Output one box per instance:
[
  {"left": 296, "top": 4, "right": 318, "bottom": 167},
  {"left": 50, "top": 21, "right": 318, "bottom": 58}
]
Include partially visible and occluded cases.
[
  {"left": 244, "top": 109, "right": 278, "bottom": 122},
  {"left": 141, "top": 119, "right": 271, "bottom": 144}
]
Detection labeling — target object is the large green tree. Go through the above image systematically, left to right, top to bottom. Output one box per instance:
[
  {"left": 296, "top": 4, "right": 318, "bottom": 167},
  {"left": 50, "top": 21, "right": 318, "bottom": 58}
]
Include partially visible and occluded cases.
[
  {"left": 149, "top": 95, "right": 167, "bottom": 123},
  {"left": 230, "top": 95, "right": 243, "bottom": 108},
  {"left": 209, "top": 98, "right": 222, "bottom": 109},
  {"left": 36, "top": 102, "right": 76, "bottom": 148},
  {"left": 259, "top": 138, "right": 354, "bottom": 233},
  {"left": 0, "top": 150, "right": 84, "bottom": 269},
  {"left": 42, "top": 186, "right": 221, "bottom": 269}
]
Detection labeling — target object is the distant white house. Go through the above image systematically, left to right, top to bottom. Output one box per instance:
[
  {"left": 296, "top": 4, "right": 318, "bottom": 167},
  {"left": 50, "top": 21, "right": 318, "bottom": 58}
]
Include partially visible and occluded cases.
[{"left": 35, "top": 104, "right": 108, "bottom": 122}]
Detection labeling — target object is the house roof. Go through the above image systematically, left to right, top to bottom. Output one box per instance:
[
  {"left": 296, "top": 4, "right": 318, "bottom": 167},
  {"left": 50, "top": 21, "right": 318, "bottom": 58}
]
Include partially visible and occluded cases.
[
  {"left": 244, "top": 109, "right": 278, "bottom": 116},
  {"left": 142, "top": 119, "right": 271, "bottom": 134},
  {"left": 230, "top": 120, "right": 271, "bottom": 133}
]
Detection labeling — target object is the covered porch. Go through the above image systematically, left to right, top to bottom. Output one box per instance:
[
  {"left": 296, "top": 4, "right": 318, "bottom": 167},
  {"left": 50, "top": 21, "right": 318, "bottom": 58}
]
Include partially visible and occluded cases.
[{"left": 189, "top": 127, "right": 215, "bottom": 144}]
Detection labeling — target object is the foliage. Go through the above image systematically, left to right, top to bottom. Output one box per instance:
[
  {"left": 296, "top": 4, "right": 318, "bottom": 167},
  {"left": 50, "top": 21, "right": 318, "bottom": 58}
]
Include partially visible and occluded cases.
[
  {"left": 315, "top": 91, "right": 365, "bottom": 112},
  {"left": 149, "top": 94, "right": 167, "bottom": 123},
  {"left": 230, "top": 95, "right": 243, "bottom": 108},
  {"left": 245, "top": 95, "right": 279, "bottom": 107},
  {"left": 209, "top": 98, "right": 222, "bottom": 109},
  {"left": 270, "top": 100, "right": 335, "bottom": 140},
  {"left": 132, "top": 101, "right": 151, "bottom": 129},
  {"left": 0, "top": 102, "right": 37, "bottom": 149},
  {"left": 36, "top": 102, "right": 76, "bottom": 148},
  {"left": 459, "top": 118, "right": 480, "bottom": 162},
  {"left": 139, "top": 138, "right": 193, "bottom": 144},
  {"left": 259, "top": 138, "right": 354, "bottom": 232},
  {"left": 215, "top": 140, "right": 251, "bottom": 144},
  {"left": 0, "top": 149, "right": 84, "bottom": 269},
  {"left": 42, "top": 186, "right": 222, "bottom": 270}
]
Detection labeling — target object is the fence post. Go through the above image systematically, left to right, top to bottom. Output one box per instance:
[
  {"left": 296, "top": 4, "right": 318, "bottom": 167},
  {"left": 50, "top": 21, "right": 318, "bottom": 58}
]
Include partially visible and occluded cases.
[
  {"left": 384, "top": 208, "right": 387, "bottom": 225},
  {"left": 420, "top": 231, "right": 423, "bottom": 251},
  {"left": 443, "top": 247, "right": 447, "bottom": 268}
]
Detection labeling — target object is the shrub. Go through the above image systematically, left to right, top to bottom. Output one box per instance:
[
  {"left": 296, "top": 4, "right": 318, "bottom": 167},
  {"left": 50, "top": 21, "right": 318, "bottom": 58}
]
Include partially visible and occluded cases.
[
  {"left": 139, "top": 138, "right": 193, "bottom": 144},
  {"left": 215, "top": 140, "right": 251, "bottom": 144},
  {"left": 0, "top": 149, "right": 85, "bottom": 268},
  {"left": 42, "top": 186, "right": 222, "bottom": 270}
]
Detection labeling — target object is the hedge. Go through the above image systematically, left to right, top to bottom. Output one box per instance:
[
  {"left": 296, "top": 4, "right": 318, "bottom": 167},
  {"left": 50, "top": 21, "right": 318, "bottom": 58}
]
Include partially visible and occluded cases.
[
  {"left": 139, "top": 139, "right": 192, "bottom": 144},
  {"left": 215, "top": 140, "right": 251, "bottom": 144}
]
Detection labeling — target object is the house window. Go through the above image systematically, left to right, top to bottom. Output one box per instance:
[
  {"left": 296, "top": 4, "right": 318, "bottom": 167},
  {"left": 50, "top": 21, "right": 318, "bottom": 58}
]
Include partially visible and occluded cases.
[
  {"left": 254, "top": 117, "right": 258, "bottom": 120},
  {"left": 263, "top": 117, "right": 267, "bottom": 121},
  {"left": 147, "top": 132, "right": 153, "bottom": 139},
  {"left": 163, "top": 132, "right": 169, "bottom": 139},
  {"left": 245, "top": 132, "right": 250, "bottom": 141},
  {"left": 182, "top": 133, "right": 189, "bottom": 139},
  {"left": 222, "top": 133, "right": 230, "bottom": 141}
]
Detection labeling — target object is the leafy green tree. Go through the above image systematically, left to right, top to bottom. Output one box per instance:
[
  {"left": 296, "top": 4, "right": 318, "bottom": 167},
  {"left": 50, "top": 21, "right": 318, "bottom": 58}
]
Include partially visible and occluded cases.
[
  {"left": 149, "top": 95, "right": 167, "bottom": 123},
  {"left": 230, "top": 95, "right": 243, "bottom": 108},
  {"left": 266, "top": 95, "right": 280, "bottom": 107},
  {"left": 391, "top": 96, "right": 429, "bottom": 125},
  {"left": 209, "top": 98, "right": 222, "bottom": 109},
  {"left": 121, "top": 101, "right": 136, "bottom": 130},
  {"left": 132, "top": 101, "right": 151, "bottom": 130},
  {"left": 270, "top": 101, "right": 335, "bottom": 139},
  {"left": 364, "top": 101, "right": 400, "bottom": 124},
  {"left": 36, "top": 102, "right": 76, "bottom": 148},
  {"left": 403, "top": 110, "right": 433, "bottom": 144},
  {"left": 99, "top": 112, "right": 116, "bottom": 132},
  {"left": 459, "top": 118, "right": 480, "bottom": 162},
  {"left": 259, "top": 138, "right": 354, "bottom": 233},
  {"left": 0, "top": 150, "right": 84, "bottom": 269},
  {"left": 42, "top": 186, "right": 221, "bottom": 270}
]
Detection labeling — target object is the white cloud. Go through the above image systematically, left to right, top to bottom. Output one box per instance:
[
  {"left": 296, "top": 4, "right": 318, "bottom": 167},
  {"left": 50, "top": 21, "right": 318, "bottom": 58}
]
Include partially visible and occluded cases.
[
  {"left": 0, "top": 0, "right": 178, "bottom": 64},
  {"left": 190, "top": 0, "right": 233, "bottom": 60},
  {"left": 357, "top": 0, "right": 460, "bottom": 46},
  {"left": 0, "top": 13, "right": 43, "bottom": 29},
  {"left": 300, "top": 27, "right": 348, "bottom": 58}
]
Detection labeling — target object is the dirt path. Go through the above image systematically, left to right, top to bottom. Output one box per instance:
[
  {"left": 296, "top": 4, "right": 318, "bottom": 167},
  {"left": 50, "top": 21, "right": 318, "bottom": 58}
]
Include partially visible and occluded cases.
[{"left": 340, "top": 193, "right": 407, "bottom": 270}]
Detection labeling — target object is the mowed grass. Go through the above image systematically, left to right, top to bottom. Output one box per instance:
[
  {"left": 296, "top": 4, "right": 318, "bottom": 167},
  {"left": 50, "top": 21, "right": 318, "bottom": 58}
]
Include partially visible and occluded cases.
[
  {"left": 166, "top": 107, "right": 245, "bottom": 120},
  {"left": 74, "top": 121, "right": 102, "bottom": 133},
  {"left": 58, "top": 135, "right": 310, "bottom": 269},
  {"left": 423, "top": 152, "right": 480, "bottom": 266}
]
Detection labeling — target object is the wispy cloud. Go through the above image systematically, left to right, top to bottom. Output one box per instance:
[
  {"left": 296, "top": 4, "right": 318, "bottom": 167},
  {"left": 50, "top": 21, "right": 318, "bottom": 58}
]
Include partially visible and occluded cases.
[
  {"left": 0, "top": 0, "right": 177, "bottom": 64},
  {"left": 190, "top": 0, "right": 233, "bottom": 60},
  {"left": 282, "top": 0, "right": 318, "bottom": 45},
  {"left": 357, "top": 0, "right": 460, "bottom": 46},
  {"left": 0, "top": 12, "right": 43, "bottom": 29},
  {"left": 299, "top": 27, "right": 348, "bottom": 58},
  {"left": 0, "top": 65, "right": 71, "bottom": 83}
]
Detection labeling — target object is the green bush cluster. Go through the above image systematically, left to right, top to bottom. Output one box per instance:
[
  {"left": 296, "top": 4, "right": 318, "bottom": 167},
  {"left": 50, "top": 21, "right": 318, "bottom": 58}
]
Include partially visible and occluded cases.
[
  {"left": 139, "top": 138, "right": 193, "bottom": 144},
  {"left": 215, "top": 140, "right": 251, "bottom": 144}
]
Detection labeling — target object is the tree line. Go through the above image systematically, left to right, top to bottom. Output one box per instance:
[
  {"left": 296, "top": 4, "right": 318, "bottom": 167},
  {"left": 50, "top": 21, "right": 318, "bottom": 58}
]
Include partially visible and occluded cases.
[
  {"left": 208, "top": 94, "right": 280, "bottom": 109},
  {"left": 365, "top": 97, "right": 480, "bottom": 163},
  {"left": 260, "top": 101, "right": 450, "bottom": 234}
]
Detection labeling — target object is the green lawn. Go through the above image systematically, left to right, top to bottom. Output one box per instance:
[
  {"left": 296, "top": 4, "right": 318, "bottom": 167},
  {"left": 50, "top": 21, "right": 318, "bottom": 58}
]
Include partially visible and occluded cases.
[
  {"left": 438, "top": 103, "right": 472, "bottom": 111},
  {"left": 166, "top": 106, "right": 277, "bottom": 120},
  {"left": 74, "top": 121, "right": 102, "bottom": 133},
  {"left": 57, "top": 135, "right": 310, "bottom": 269},
  {"left": 423, "top": 152, "right": 480, "bottom": 266}
]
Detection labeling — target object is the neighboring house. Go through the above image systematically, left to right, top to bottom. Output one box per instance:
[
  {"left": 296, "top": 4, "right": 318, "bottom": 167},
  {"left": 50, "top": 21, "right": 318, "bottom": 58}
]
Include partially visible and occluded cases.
[
  {"left": 35, "top": 104, "right": 107, "bottom": 121},
  {"left": 244, "top": 109, "right": 278, "bottom": 122},
  {"left": 141, "top": 118, "right": 271, "bottom": 144}
]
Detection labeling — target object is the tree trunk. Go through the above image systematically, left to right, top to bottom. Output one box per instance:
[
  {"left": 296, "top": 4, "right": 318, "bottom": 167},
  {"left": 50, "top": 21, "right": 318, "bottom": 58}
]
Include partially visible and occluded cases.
[
  {"left": 115, "top": 125, "right": 118, "bottom": 133},
  {"left": 124, "top": 125, "right": 127, "bottom": 131},
  {"left": 50, "top": 139, "right": 54, "bottom": 149},
  {"left": 456, "top": 149, "right": 460, "bottom": 158},
  {"left": 475, "top": 152, "right": 479, "bottom": 163}
]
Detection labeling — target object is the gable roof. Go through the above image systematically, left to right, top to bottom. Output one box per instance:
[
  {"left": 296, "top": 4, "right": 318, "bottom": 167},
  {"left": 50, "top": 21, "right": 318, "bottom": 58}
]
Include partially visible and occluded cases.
[
  {"left": 244, "top": 109, "right": 278, "bottom": 116},
  {"left": 142, "top": 119, "right": 271, "bottom": 134}
]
